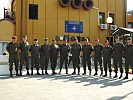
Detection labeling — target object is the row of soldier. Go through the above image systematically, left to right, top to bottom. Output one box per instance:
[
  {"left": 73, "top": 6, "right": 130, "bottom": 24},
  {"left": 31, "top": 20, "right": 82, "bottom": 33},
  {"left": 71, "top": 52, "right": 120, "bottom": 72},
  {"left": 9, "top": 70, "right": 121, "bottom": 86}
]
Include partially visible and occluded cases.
[{"left": 6, "top": 35, "right": 133, "bottom": 80}]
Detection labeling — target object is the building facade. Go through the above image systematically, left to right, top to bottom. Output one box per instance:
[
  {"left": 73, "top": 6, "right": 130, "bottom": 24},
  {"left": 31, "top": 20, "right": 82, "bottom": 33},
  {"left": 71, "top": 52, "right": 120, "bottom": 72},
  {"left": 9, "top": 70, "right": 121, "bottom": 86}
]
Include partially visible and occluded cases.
[
  {"left": 12, "top": 0, "right": 127, "bottom": 45},
  {"left": 127, "top": 15, "right": 133, "bottom": 28}
]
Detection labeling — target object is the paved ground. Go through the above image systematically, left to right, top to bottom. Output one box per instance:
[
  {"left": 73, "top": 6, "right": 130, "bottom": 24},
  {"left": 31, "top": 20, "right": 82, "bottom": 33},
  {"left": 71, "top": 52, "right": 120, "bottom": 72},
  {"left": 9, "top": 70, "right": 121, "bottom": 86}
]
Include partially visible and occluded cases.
[{"left": 0, "top": 67, "right": 133, "bottom": 100}]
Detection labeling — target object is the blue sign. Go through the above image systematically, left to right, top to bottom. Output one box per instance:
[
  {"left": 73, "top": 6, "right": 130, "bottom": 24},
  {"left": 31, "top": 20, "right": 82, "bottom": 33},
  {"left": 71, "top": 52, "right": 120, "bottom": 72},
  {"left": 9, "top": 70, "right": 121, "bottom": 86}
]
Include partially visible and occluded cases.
[{"left": 65, "top": 21, "right": 83, "bottom": 33}]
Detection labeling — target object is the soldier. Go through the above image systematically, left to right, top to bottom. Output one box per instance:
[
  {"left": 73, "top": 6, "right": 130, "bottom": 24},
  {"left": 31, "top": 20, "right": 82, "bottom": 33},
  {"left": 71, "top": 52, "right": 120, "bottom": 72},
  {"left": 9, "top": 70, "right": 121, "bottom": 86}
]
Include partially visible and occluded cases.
[
  {"left": 19, "top": 35, "right": 30, "bottom": 76},
  {"left": 6, "top": 36, "right": 19, "bottom": 77},
  {"left": 113, "top": 36, "right": 125, "bottom": 79},
  {"left": 40, "top": 38, "right": 50, "bottom": 75},
  {"left": 71, "top": 38, "right": 82, "bottom": 75},
  {"left": 82, "top": 38, "right": 94, "bottom": 75},
  {"left": 94, "top": 38, "right": 103, "bottom": 76},
  {"left": 123, "top": 38, "right": 133, "bottom": 79},
  {"left": 29, "top": 39, "right": 41, "bottom": 75},
  {"left": 50, "top": 39, "right": 59, "bottom": 75},
  {"left": 59, "top": 39, "right": 70, "bottom": 74},
  {"left": 103, "top": 40, "right": 113, "bottom": 77}
]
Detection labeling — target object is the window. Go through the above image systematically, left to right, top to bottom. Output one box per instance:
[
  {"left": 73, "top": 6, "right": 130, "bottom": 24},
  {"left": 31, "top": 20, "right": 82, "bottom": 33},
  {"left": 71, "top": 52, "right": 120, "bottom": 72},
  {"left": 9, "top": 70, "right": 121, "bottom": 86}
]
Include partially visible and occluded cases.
[
  {"left": 29, "top": 4, "right": 38, "bottom": 20},
  {"left": 99, "top": 12, "right": 105, "bottom": 24},
  {"left": 109, "top": 13, "right": 115, "bottom": 24},
  {"left": 128, "top": 22, "right": 133, "bottom": 28}
]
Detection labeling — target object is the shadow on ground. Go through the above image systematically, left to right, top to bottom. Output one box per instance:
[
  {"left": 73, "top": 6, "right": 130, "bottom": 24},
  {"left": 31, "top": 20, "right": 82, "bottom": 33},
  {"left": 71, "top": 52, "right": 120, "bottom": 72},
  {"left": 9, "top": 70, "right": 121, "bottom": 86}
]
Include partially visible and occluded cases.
[
  {"left": 0, "top": 72, "right": 132, "bottom": 88},
  {"left": 106, "top": 91, "right": 133, "bottom": 100}
]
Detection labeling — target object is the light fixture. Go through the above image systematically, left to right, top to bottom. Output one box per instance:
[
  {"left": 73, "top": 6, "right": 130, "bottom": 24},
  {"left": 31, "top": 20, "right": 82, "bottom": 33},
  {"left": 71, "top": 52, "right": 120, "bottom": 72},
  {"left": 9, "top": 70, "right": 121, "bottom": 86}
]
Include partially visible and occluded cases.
[{"left": 106, "top": 17, "right": 113, "bottom": 24}]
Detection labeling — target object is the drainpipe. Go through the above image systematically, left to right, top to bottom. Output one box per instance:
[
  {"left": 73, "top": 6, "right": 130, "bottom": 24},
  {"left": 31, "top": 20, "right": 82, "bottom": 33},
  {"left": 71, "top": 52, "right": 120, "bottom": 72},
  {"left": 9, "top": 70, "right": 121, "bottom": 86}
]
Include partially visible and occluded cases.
[
  {"left": 20, "top": 0, "right": 23, "bottom": 42},
  {"left": 124, "top": 0, "right": 127, "bottom": 28}
]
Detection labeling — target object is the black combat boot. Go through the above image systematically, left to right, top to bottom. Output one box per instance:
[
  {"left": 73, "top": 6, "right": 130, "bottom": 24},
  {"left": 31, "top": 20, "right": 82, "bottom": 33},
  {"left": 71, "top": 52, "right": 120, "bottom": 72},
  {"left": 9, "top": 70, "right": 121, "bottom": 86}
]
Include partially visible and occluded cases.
[
  {"left": 66, "top": 67, "right": 68, "bottom": 74},
  {"left": 58, "top": 68, "right": 62, "bottom": 74},
  {"left": 72, "top": 68, "right": 76, "bottom": 75},
  {"left": 78, "top": 68, "right": 80, "bottom": 75},
  {"left": 82, "top": 68, "right": 86, "bottom": 75},
  {"left": 31, "top": 69, "right": 33, "bottom": 75},
  {"left": 10, "top": 70, "right": 13, "bottom": 77},
  {"left": 16, "top": 70, "right": 19, "bottom": 76},
  {"left": 20, "top": 70, "right": 22, "bottom": 76},
  {"left": 27, "top": 70, "right": 30, "bottom": 75},
  {"left": 37, "top": 70, "right": 41, "bottom": 75},
  {"left": 42, "top": 70, "right": 44, "bottom": 75},
  {"left": 45, "top": 70, "right": 49, "bottom": 75},
  {"left": 52, "top": 70, "right": 57, "bottom": 75},
  {"left": 89, "top": 70, "right": 91, "bottom": 75},
  {"left": 94, "top": 71, "right": 98, "bottom": 76},
  {"left": 100, "top": 71, "right": 103, "bottom": 76},
  {"left": 103, "top": 72, "right": 107, "bottom": 77},
  {"left": 109, "top": 72, "right": 111, "bottom": 77},
  {"left": 113, "top": 73, "right": 117, "bottom": 78},
  {"left": 119, "top": 73, "right": 123, "bottom": 79},
  {"left": 123, "top": 73, "right": 128, "bottom": 79}
]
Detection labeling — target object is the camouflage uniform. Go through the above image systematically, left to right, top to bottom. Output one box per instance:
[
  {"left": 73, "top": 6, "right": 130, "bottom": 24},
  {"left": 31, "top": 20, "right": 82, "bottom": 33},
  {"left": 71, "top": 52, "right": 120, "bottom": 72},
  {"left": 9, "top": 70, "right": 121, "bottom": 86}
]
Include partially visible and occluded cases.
[
  {"left": 19, "top": 41, "right": 30, "bottom": 75},
  {"left": 6, "top": 42, "right": 19, "bottom": 76},
  {"left": 59, "top": 43, "right": 70, "bottom": 74},
  {"left": 71, "top": 43, "right": 82, "bottom": 75},
  {"left": 82, "top": 43, "right": 94, "bottom": 75},
  {"left": 29, "top": 44, "right": 40, "bottom": 75}
]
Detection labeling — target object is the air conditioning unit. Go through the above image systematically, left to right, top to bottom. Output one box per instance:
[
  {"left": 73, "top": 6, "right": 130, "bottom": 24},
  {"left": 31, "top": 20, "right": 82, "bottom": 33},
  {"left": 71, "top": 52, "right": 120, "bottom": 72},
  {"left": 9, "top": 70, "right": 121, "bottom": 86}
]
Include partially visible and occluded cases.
[
  {"left": 100, "top": 24, "right": 107, "bottom": 30},
  {"left": 110, "top": 25, "right": 117, "bottom": 30}
]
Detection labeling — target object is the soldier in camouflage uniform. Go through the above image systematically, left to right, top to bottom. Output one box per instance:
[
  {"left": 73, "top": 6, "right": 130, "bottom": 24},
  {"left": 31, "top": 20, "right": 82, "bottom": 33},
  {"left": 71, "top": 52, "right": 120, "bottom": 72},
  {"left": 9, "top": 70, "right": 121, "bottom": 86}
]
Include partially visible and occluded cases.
[
  {"left": 19, "top": 35, "right": 30, "bottom": 76},
  {"left": 6, "top": 36, "right": 19, "bottom": 77},
  {"left": 113, "top": 36, "right": 125, "bottom": 79},
  {"left": 40, "top": 38, "right": 50, "bottom": 75},
  {"left": 71, "top": 38, "right": 82, "bottom": 75},
  {"left": 82, "top": 38, "right": 94, "bottom": 75},
  {"left": 94, "top": 38, "right": 103, "bottom": 76},
  {"left": 123, "top": 38, "right": 133, "bottom": 79},
  {"left": 29, "top": 39, "right": 41, "bottom": 75},
  {"left": 50, "top": 39, "right": 59, "bottom": 75},
  {"left": 59, "top": 39, "right": 70, "bottom": 74},
  {"left": 103, "top": 40, "right": 113, "bottom": 77}
]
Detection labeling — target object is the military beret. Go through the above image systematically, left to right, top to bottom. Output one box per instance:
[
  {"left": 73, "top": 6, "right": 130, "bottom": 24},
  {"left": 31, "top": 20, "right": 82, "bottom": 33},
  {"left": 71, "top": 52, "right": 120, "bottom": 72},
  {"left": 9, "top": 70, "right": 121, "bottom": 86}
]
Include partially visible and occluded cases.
[
  {"left": 115, "top": 35, "right": 119, "bottom": 39},
  {"left": 12, "top": 36, "right": 17, "bottom": 39},
  {"left": 127, "top": 37, "right": 132, "bottom": 40},
  {"left": 44, "top": 38, "right": 48, "bottom": 41},
  {"left": 74, "top": 38, "right": 78, "bottom": 41},
  {"left": 84, "top": 38, "right": 88, "bottom": 41},
  {"left": 95, "top": 38, "right": 99, "bottom": 42},
  {"left": 34, "top": 39, "right": 38, "bottom": 41},
  {"left": 52, "top": 39, "right": 56, "bottom": 41},
  {"left": 105, "top": 40, "right": 109, "bottom": 43}
]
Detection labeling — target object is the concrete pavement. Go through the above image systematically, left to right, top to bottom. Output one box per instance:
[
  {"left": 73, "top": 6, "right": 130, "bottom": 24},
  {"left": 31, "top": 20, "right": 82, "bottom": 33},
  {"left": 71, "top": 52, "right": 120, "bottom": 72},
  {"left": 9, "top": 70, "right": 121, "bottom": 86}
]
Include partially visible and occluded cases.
[{"left": 0, "top": 67, "right": 133, "bottom": 100}]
